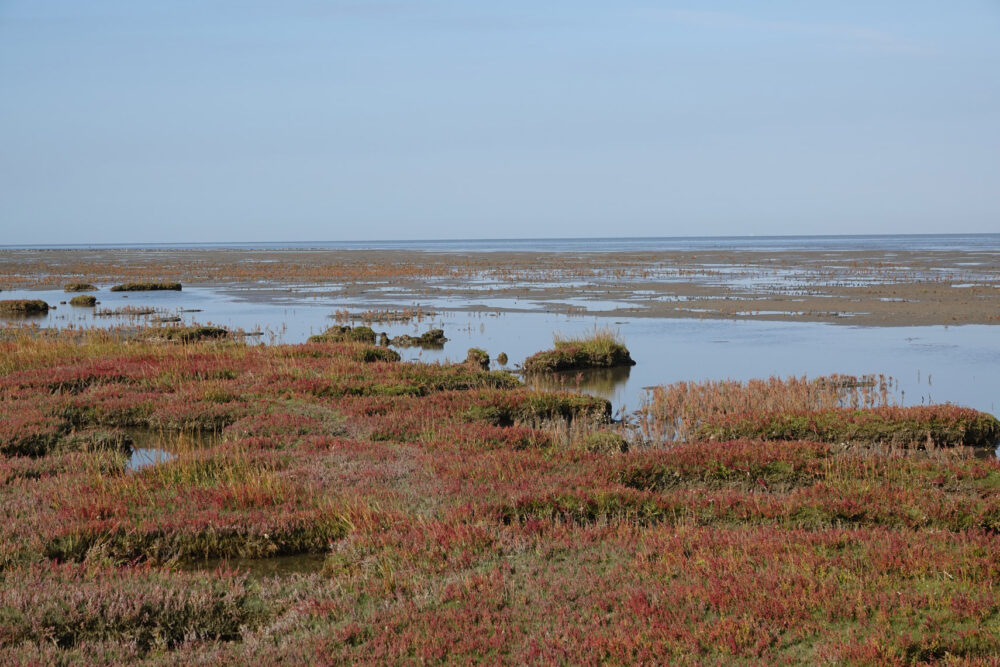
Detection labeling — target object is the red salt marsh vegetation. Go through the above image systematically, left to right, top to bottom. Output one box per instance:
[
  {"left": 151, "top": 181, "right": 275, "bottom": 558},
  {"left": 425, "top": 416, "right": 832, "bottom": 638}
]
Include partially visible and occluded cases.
[{"left": 2, "top": 327, "right": 1000, "bottom": 663}]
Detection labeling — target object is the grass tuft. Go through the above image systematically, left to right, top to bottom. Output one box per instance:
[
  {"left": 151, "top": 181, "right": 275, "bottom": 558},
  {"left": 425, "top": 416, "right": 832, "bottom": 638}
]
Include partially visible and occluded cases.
[
  {"left": 110, "top": 282, "right": 182, "bottom": 292},
  {"left": 68, "top": 295, "right": 97, "bottom": 307},
  {"left": 0, "top": 299, "right": 49, "bottom": 314},
  {"left": 523, "top": 327, "right": 635, "bottom": 373}
]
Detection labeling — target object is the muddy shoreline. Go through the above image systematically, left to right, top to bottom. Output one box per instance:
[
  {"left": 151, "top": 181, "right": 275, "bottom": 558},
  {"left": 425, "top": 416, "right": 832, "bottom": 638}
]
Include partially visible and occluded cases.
[{"left": 2, "top": 247, "right": 998, "bottom": 326}]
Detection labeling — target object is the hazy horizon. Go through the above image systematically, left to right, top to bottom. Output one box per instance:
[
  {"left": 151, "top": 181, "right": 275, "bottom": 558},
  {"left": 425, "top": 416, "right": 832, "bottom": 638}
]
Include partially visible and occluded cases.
[
  {"left": 2, "top": 2, "right": 998, "bottom": 244},
  {"left": 4, "top": 231, "right": 999, "bottom": 253}
]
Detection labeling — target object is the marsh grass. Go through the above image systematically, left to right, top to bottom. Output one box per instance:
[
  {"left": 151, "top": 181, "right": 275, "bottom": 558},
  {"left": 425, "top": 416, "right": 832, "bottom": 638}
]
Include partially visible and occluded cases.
[
  {"left": 110, "top": 282, "right": 182, "bottom": 292},
  {"left": 63, "top": 283, "right": 96, "bottom": 292},
  {"left": 68, "top": 295, "right": 97, "bottom": 307},
  {"left": 0, "top": 299, "right": 49, "bottom": 314},
  {"left": 331, "top": 307, "right": 433, "bottom": 324},
  {"left": 6, "top": 325, "right": 1000, "bottom": 662},
  {"left": 308, "top": 325, "right": 376, "bottom": 344},
  {"left": 153, "top": 326, "right": 230, "bottom": 343},
  {"left": 523, "top": 326, "right": 635, "bottom": 373},
  {"left": 389, "top": 328, "right": 447, "bottom": 349},
  {"left": 638, "top": 374, "right": 1000, "bottom": 448},
  {"left": 640, "top": 374, "right": 898, "bottom": 442}
]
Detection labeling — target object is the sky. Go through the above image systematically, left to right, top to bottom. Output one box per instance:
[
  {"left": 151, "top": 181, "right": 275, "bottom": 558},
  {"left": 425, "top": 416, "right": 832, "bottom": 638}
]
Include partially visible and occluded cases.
[{"left": 1, "top": 1, "right": 998, "bottom": 244}]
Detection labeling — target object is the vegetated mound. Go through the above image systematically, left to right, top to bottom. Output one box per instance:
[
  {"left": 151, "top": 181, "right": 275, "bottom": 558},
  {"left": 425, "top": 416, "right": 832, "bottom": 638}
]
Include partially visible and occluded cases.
[
  {"left": 110, "top": 282, "right": 182, "bottom": 292},
  {"left": 63, "top": 283, "right": 96, "bottom": 292},
  {"left": 68, "top": 295, "right": 97, "bottom": 307},
  {"left": 0, "top": 299, "right": 49, "bottom": 315},
  {"left": 308, "top": 325, "right": 376, "bottom": 345},
  {"left": 143, "top": 326, "right": 230, "bottom": 343},
  {"left": 310, "top": 326, "right": 448, "bottom": 350},
  {"left": 389, "top": 328, "right": 447, "bottom": 349},
  {"left": 523, "top": 328, "right": 635, "bottom": 373},
  {"left": 355, "top": 346, "right": 401, "bottom": 363},
  {"left": 465, "top": 347, "right": 490, "bottom": 371},
  {"left": 696, "top": 405, "right": 1000, "bottom": 448}
]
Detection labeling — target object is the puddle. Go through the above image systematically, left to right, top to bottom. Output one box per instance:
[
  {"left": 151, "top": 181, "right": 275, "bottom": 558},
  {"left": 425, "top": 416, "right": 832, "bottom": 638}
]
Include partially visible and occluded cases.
[
  {"left": 126, "top": 429, "right": 222, "bottom": 471},
  {"left": 128, "top": 447, "right": 177, "bottom": 470}
]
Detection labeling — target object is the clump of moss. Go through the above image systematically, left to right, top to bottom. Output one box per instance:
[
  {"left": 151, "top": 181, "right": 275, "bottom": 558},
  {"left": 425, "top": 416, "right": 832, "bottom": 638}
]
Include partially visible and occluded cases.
[
  {"left": 110, "top": 282, "right": 182, "bottom": 292},
  {"left": 64, "top": 283, "right": 96, "bottom": 292},
  {"left": 69, "top": 295, "right": 97, "bottom": 307},
  {"left": 0, "top": 299, "right": 50, "bottom": 315},
  {"left": 308, "top": 326, "right": 376, "bottom": 345},
  {"left": 523, "top": 327, "right": 635, "bottom": 373},
  {"left": 389, "top": 328, "right": 448, "bottom": 349},
  {"left": 466, "top": 348, "right": 490, "bottom": 371},
  {"left": 581, "top": 431, "right": 630, "bottom": 454}
]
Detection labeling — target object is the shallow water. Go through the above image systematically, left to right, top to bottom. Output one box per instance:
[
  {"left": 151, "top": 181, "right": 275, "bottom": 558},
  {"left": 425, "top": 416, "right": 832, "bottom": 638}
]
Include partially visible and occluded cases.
[
  {"left": 4, "top": 285, "right": 999, "bottom": 418},
  {"left": 126, "top": 429, "right": 222, "bottom": 471}
]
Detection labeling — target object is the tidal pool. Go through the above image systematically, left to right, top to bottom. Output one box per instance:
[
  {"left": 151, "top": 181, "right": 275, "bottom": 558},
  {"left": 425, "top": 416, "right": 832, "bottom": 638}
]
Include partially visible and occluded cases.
[{"left": 125, "top": 429, "right": 222, "bottom": 471}]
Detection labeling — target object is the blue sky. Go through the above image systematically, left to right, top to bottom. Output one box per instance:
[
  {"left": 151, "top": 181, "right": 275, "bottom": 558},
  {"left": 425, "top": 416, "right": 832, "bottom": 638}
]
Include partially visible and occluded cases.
[{"left": 1, "top": 1, "right": 998, "bottom": 244}]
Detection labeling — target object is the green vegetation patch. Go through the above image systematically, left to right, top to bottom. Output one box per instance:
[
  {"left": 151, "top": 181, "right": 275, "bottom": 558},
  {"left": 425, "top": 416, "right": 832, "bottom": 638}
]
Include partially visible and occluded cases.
[
  {"left": 110, "top": 282, "right": 182, "bottom": 292},
  {"left": 63, "top": 283, "right": 96, "bottom": 292},
  {"left": 68, "top": 295, "right": 97, "bottom": 307},
  {"left": 0, "top": 299, "right": 49, "bottom": 314},
  {"left": 308, "top": 325, "right": 376, "bottom": 344},
  {"left": 154, "top": 326, "right": 230, "bottom": 343},
  {"left": 389, "top": 328, "right": 448, "bottom": 348},
  {"left": 523, "top": 328, "right": 635, "bottom": 373},
  {"left": 354, "top": 346, "right": 402, "bottom": 363},
  {"left": 465, "top": 347, "right": 490, "bottom": 371}
]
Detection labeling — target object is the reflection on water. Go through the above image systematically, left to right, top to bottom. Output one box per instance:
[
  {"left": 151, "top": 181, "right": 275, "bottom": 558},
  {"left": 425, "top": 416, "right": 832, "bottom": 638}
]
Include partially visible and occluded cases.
[
  {"left": 524, "top": 366, "right": 632, "bottom": 408},
  {"left": 126, "top": 429, "right": 221, "bottom": 471},
  {"left": 128, "top": 448, "right": 176, "bottom": 471}
]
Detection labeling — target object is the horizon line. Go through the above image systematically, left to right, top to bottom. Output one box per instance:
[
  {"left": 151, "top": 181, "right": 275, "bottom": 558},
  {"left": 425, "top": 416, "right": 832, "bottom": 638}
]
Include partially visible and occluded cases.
[{"left": 2, "top": 231, "right": 999, "bottom": 250}]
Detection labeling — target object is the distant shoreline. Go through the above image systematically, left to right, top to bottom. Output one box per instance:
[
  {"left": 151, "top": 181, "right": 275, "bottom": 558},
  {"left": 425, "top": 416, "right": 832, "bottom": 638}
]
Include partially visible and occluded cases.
[{"left": 2, "top": 232, "right": 999, "bottom": 253}]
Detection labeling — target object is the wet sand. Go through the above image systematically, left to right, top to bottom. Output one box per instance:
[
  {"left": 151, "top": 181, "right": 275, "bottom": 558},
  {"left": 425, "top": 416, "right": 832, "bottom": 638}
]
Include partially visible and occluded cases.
[{"left": 1, "top": 247, "right": 998, "bottom": 326}]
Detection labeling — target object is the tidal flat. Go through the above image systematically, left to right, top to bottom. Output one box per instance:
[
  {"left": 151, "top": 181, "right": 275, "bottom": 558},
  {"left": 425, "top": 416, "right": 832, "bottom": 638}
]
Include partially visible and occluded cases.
[
  {"left": 2, "top": 243, "right": 1000, "bottom": 662},
  {"left": 3, "top": 244, "right": 1000, "bottom": 325}
]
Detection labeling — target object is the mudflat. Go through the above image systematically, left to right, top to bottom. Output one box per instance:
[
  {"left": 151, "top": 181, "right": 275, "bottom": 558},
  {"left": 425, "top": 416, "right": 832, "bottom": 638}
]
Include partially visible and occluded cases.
[{"left": 1, "top": 246, "right": 998, "bottom": 326}]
